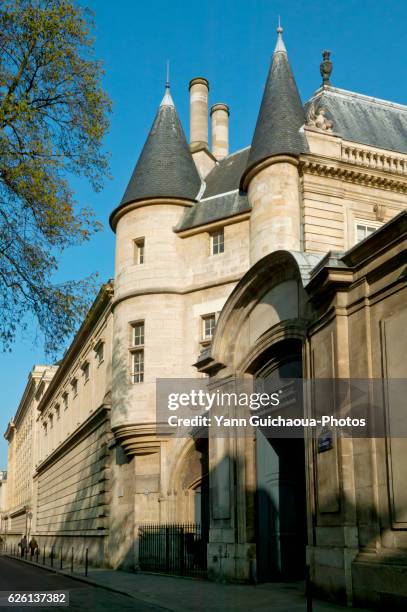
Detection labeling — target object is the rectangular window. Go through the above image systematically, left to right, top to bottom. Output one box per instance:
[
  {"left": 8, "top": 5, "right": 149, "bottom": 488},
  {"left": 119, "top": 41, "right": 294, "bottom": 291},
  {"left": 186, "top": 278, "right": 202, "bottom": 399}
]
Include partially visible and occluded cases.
[
  {"left": 356, "top": 223, "right": 378, "bottom": 243},
  {"left": 210, "top": 229, "right": 224, "bottom": 255},
  {"left": 134, "top": 238, "right": 145, "bottom": 265},
  {"left": 202, "top": 314, "right": 216, "bottom": 341},
  {"left": 130, "top": 320, "right": 145, "bottom": 383},
  {"left": 132, "top": 321, "right": 145, "bottom": 346},
  {"left": 95, "top": 340, "right": 104, "bottom": 365},
  {"left": 132, "top": 350, "right": 144, "bottom": 383},
  {"left": 82, "top": 361, "right": 90, "bottom": 382},
  {"left": 71, "top": 378, "right": 78, "bottom": 397},
  {"left": 62, "top": 392, "right": 68, "bottom": 410},
  {"left": 55, "top": 405, "right": 60, "bottom": 420},
  {"left": 49, "top": 414, "right": 53, "bottom": 429}
]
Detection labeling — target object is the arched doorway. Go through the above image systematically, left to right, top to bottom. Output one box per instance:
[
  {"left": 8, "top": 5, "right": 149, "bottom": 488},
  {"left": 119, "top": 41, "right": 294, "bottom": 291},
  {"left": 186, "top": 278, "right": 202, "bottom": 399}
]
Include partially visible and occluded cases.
[{"left": 254, "top": 339, "right": 307, "bottom": 582}]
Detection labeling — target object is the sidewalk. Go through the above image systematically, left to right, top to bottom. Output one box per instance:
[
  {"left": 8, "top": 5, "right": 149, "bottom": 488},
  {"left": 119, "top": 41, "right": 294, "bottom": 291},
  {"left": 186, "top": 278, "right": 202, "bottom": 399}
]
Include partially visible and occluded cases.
[{"left": 3, "top": 554, "right": 371, "bottom": 612}]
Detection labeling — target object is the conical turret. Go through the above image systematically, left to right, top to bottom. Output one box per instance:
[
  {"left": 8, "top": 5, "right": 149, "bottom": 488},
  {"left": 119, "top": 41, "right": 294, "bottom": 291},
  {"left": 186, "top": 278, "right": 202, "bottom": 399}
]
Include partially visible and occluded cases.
[
  {"left": 242, "top": 24, "right": 308, "bottom": 188},
  {"left": 244, "top": 25, "right": 306, "bottom": 263},
  {"left": 117, "top": 84, "right": 202, "bottom": 212}
]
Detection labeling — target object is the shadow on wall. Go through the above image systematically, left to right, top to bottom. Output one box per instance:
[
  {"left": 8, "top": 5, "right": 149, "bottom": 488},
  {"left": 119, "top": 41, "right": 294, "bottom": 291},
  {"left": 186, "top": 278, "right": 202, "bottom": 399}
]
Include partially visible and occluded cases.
[{"left": 19, "top": 334, "right": 138, "bottom": 571}]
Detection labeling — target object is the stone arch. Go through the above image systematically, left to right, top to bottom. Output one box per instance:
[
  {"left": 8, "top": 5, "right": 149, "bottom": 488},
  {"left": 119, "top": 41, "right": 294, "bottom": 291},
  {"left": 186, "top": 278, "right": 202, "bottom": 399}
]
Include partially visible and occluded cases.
[
  {"left": 210, "top": 250, "right": 320, "bottom": 373},
  {"left": 167, "top": 437, "right": 209, "bottom": 525}
]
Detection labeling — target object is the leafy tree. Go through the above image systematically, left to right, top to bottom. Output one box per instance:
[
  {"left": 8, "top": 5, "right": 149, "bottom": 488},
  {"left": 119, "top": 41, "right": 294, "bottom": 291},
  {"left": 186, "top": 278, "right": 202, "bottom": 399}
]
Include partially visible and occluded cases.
[{"left": 0, "top": 0, "right": 110, "bottom": 355}]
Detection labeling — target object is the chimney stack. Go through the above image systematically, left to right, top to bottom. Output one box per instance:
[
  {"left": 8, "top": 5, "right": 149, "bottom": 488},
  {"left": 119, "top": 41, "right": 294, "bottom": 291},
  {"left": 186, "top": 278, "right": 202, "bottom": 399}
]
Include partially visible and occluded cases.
[
  {"left": 189, "top": 77, "right": 209, "bottom": 150},
  {"left": 210, "top": 103, "right": 229, "bottom": 160}
]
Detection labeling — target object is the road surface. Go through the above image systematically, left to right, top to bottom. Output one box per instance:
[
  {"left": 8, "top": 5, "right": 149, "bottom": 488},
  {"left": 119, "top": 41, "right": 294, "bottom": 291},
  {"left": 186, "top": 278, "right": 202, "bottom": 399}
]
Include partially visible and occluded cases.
[{"left": 0, "top": 555, "right": 165, "bottom": 611}]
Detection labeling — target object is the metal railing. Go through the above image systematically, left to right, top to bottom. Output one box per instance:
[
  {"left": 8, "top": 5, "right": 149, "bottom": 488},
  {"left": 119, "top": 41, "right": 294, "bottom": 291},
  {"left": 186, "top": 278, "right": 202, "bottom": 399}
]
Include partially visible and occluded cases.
[
  {"left": 138, "top": 523, "right": 207, "bottom": 577},
  {"left": 3, "top": 542, "right": 89, "bottom": 576}
]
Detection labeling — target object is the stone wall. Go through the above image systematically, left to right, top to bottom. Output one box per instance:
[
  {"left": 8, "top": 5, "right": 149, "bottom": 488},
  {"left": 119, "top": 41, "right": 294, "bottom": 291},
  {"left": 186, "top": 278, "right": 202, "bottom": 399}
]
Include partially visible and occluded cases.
[{"left": 33, "top": 408, "right": 111, "bottom": 566}]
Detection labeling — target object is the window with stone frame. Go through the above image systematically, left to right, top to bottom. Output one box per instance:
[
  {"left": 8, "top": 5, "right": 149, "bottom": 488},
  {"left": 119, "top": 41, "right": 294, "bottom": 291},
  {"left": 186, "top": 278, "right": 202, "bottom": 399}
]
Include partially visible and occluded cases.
[
  {"left": 355, "top": 222, "right": 379, "bottom": 244},
  {"left": 210, "top": 228, "right": 224, "bottom": 255},
  {"left": 134, "top": 237, "right": 145, "bottom": 265},
  {"left": 201, "top": 313, "right": 216, "bottom": 342},
  {"left": 130, "top": 320, "right": 145, "bottom": 383},
  {"left": 94, "top": 340, "right": 104, "bottom": 366},
  {"left": 131, "top": 350, "right": 144, "bottom": 383},
  {"left": 82, "top": 361, "right": 90, "bottom": 383},
  {"left": 71, "top": 377, "right": 78, "bottom": 397},
  {"left": 62, "top": 392, "right": 68, "bottom": 410}
]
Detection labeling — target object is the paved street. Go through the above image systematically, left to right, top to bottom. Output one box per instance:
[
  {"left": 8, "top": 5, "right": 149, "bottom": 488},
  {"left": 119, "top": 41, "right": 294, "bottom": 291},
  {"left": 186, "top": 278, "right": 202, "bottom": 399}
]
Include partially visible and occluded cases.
[
  {"left": 0, "top": 554, "right": 373, "bottom": 612},
  {"left": 0, "top": 556, "right": 165, "bottom": 611}
]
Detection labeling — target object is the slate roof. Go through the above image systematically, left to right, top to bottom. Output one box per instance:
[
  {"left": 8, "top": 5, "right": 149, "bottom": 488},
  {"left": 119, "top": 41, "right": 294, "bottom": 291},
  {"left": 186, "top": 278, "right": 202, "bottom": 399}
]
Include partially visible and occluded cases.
[
  {"left": 243, "top": 30, "right": 309, "bottom": 181},
  {"left": 114, "top": 33, "right": 407, "bottom": 234},
  {"left": 305, "top": 86, "right": 407, "bottom": 155},
  {"left": 119, "top": 87, "right": 201, "bottom": 208},
  {"left": 176, "top": 148, "right": 251, "bottom": 232},
  {"left": 203, "top": 148, "right": 249, "bottom": 197},
  {"left": 176, "top": 191, "right": 250, "bottom": 232}
]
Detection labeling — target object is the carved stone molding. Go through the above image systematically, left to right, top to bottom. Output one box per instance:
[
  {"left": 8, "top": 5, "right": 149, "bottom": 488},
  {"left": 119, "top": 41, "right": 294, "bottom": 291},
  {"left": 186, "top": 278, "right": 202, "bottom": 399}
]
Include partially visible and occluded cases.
[
  {"left": 341, "top": 144, "right": 407, "bottom": 176},
  {"left": 300, "top": 156, "right": 407, "bottom": 194},
  {"left": 112, "top": 423, "right": 166, "bottom": 457}
]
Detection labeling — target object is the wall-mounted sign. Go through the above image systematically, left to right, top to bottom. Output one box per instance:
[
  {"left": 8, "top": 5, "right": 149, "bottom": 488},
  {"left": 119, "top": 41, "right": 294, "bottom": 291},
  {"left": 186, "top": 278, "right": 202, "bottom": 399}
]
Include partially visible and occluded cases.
[{"left": 317, "top": 428, "right": 333, "bottom": 453}]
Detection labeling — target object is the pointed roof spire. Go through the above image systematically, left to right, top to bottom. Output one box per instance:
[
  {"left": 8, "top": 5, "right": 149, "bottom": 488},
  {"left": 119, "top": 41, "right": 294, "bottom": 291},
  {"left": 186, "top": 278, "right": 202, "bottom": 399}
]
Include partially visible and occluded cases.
[
  {"left": 274, "top": 17, "right": 287, "bottom": 53},
  {"left": 242, "top": 23, "right": 308, "bottom": 187},
  {"left": 160, "top": 60, "right": 174, "bottom": 106},
  {"left": 116, "top": 84, "right": 202, "bottom": 212}
]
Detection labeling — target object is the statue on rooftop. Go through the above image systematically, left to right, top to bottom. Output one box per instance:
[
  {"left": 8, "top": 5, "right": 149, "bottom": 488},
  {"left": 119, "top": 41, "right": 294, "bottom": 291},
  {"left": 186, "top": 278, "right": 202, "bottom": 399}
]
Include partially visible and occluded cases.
[{"left": 320, "top": 50, "right": 333, "bottom": 86}]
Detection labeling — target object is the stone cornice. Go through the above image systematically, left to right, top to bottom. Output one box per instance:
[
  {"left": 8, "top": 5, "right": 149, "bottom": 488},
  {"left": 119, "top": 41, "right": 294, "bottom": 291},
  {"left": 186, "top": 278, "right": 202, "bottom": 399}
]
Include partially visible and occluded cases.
[
  {"left": 300, "top": 154, "right": 407, "bottom": 193},
  {"left": 241, "top": 155, "right": 299, "bottom": 191},
  {"left": 110, "top": 197, "right": 195, "bottom": 232},
  {"left": 112, "top": 274, "right": 242, "bottom": 309},
  {"left": 36, "top": 282, "right": 113, "bottom": 415},
  {"left": 4, "top": 420, "right": 15, "bottom": 441}
]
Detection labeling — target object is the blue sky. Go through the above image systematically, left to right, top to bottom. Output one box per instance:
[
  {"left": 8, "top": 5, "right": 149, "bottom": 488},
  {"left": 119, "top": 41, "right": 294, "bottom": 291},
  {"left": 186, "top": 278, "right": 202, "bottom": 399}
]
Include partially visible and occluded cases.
[{"left": 1, "top": 0, "right": 407, "bottom": 466}]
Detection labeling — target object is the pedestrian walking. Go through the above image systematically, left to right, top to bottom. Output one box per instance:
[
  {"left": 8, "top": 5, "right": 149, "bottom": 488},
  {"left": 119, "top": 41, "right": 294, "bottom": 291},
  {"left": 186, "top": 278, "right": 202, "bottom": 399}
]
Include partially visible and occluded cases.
[
  {"left": 18, "top": 535, "right": 27, "bottom": 557},
  {"left": 29, "top": 536, "right": 38, "bottom": 559}
]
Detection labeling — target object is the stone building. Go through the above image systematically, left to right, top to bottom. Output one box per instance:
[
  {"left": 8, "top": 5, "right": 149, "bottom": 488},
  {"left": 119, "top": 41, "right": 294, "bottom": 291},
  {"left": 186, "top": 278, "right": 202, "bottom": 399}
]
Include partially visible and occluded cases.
[
  {"left": 2, "top": 26, "right": 407, "bottom": 608},
  {"left": 0, "top": 470, "right": 7, "bottom": 536}
]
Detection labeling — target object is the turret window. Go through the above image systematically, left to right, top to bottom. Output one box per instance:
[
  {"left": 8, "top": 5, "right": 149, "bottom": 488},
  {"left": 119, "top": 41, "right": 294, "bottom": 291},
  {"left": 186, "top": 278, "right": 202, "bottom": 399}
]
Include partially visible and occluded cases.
[
  {"left": 210, "top": 228, "right": 224, "bottom": 255},
  {"left": 134, "top": 238, "right": 145, "bottom": 264},
  {"left": 130, "top": 320, "right": 145, "bottom": 383},
  {"left": 133, "top": 321, "right": 144, "bottom": 346},
  {"left": 132, "top": 351, "right": 144, "bottom": 383}
]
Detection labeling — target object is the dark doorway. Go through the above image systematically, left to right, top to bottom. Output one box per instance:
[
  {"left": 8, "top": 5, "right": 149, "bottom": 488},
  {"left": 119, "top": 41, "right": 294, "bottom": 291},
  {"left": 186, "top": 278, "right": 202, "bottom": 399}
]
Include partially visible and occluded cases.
[{"left": 255, "top": 341, "right": 307, "bottom": 582}]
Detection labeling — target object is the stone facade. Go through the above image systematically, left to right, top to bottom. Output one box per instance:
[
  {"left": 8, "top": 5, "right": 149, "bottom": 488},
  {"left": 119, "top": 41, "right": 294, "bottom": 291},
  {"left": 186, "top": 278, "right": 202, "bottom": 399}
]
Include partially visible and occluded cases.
[{"left": 2, "top": 26, "right": 407, "bottom": 608}]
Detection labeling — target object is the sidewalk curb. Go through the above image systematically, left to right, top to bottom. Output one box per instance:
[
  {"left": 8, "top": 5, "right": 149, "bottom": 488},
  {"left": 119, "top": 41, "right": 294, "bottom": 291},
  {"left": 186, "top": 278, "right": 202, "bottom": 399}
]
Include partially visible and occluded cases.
[{"left": 3, "top": 554, "right": 186, "bottom": 611}]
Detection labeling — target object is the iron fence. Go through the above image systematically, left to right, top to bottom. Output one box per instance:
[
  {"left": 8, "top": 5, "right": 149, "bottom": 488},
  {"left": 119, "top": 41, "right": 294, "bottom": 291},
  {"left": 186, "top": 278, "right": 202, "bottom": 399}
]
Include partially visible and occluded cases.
[{"left": 138, "top": 523, "right": 206, "bottom": 577}]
